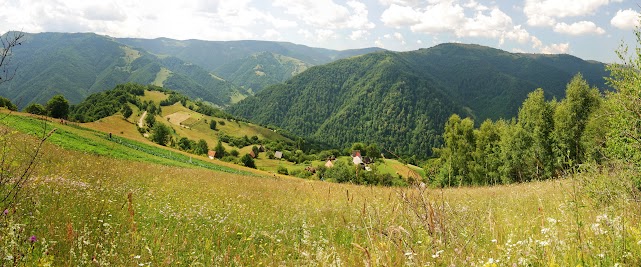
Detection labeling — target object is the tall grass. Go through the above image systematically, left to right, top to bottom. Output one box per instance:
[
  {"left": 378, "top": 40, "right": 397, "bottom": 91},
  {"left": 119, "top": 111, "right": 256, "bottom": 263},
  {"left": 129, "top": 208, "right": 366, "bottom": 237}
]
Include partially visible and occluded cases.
[{"left": 2, "top": 115, "right": 640, "bottom": 265}]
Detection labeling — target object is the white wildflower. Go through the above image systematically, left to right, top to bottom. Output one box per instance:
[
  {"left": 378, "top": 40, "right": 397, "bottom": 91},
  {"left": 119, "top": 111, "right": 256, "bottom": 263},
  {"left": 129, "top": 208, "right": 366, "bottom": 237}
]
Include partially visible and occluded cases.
[
  {"left": 591, "top": 223, "right": 606, "bottom": 235},
  {"left": 432, "top": 250, "right": 444, "bottom": 259}
]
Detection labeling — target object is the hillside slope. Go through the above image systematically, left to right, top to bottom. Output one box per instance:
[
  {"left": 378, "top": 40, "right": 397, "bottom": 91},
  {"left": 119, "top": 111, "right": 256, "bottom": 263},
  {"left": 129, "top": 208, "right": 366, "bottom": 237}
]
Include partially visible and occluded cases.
[
  {"left": 0, "top": 32, "right": 243, "bottom": 108},
  {"left": 0, "top": 32, "right": 382, "bottom": 108},
  {"left": 117, "top": 38, "right": 384, "bottom": 71},
  {"left": 229, "top": 43, "right": 609, "bottom": 157},
  {"left": 214, "top": 52, "right": 311, "bottom": 93}
]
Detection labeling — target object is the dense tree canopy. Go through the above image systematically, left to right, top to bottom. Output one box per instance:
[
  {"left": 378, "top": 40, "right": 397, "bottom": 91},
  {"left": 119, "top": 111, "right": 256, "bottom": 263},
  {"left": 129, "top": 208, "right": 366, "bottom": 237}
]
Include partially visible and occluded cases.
[
  {"left": 433, "top": 74, "right": 603, "bottom": 186},
  {"left": 46, "top": 94, "right": 69, "bottom": 119}
]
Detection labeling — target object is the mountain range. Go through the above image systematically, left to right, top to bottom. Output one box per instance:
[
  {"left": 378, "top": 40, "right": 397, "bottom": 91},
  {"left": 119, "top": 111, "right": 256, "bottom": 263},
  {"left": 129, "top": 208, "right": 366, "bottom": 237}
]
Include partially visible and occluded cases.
[
  {"left": 0, "top": 32, "right": 381, "bottom": 109},
  {"left": 0, "top": 32, "right": 609, "bottom": 157},
  {"left": 229, "top": 43, "right": 609, "bottom": 156}
]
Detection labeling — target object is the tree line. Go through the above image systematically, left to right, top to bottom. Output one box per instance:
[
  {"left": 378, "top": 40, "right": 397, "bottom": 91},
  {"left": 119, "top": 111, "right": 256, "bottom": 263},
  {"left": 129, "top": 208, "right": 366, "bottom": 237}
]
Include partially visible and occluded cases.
[{"left": 429, "top": 74, "right": 603, "bottom": 186}]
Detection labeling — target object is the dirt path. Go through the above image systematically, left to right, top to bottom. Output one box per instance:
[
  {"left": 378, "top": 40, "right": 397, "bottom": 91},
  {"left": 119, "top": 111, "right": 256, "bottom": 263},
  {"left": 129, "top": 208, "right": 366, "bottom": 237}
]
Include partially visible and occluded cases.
[{"left": 138, "top": 111, "right": 147, "bottom": 128}]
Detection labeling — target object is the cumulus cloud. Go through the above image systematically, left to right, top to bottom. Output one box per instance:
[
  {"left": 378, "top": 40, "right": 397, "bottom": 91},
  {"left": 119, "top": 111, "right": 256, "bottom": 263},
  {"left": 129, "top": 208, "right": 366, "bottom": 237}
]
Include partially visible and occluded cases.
[
  {"left": 274, "top": 0, "right": 373, "bottom": 30},
  {"left": 378, "top": 0, "right": 423, "bottom": 7},
  {"left": 464, "top": 0, "right": 489, "bottom": 11},
  {"left": 524, "top": 0, "right": 618, "bottom": 27},
  {"left": 346, "top": 1, "right": 376, "bottom": 29},
  {"left": 410, "top": 1, "right": 466, "bottom": 33},
  {"left": 83, "top": 2, "right": 127, "bottom": 21},
  {"left": 380, "top": 2, "right": 544, "bottom": 50},
  {"left": 380, "top": 4, "right": 421, "bottom": 27},
  {"left": 458, "top": 8, "right": 513, "bottom": 39},
  {"left": 611, "top": 9, "right": 640, "bottom": 30},
  {"left": 554, "top": 21, "right": 605, "bottom": 35},
  {"left": 262, "top": 29, "right": 282, "bottom": 40},
  {"left": 349, "top": 30, "right": 369, "bottom": 40},
  {"left": 389, "top": 32, "right": 406, "bottom": 44},
  {"left": 374, "top": 38, "right": 385, "bottom": 48},
  {"left": 541, "top": 43, "right": 570, "bottom": 54}
]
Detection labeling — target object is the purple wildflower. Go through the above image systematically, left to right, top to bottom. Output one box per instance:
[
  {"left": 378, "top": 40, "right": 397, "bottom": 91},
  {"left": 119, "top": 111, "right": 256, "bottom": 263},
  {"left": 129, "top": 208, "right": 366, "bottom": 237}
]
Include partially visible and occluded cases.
[
  {"left": 2, "top": 209, "right": 7, "bottom": 216},
  {"left": 29, "top": 235, "right": 37, "bottom": 243}
]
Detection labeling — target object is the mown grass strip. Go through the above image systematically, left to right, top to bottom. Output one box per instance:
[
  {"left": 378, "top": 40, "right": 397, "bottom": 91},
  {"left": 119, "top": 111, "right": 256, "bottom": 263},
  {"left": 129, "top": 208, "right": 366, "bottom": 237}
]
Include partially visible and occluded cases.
[{"left": 2, "top": 114, "right": 253, "bottom": 176}]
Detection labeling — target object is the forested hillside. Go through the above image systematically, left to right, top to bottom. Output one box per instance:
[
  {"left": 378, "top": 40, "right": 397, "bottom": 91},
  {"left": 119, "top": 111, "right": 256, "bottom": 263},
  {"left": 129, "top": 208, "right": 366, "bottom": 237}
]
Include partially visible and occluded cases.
[
  {"left": 0, "top": 32, "right": 243, "bottom": 108},
  {"left": 0, "top": 32, "right": 381, "bottom": 109},
  {"left": 117, "top": 38, "right": 383, "bottom": 71},
  {"left": 229, "top": 43, "right": 609, "bottom": 157},
  {"left": 229, "top": 51, "right": 466, "bottom": 156},
  {"left": 214, "top": 52, "right": 311, "bottom": 93}
]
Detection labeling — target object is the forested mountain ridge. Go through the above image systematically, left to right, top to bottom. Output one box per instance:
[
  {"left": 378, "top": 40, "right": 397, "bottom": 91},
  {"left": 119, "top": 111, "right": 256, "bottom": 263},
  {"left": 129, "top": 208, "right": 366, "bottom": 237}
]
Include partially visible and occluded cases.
[
  {"left": 0, "top": 32, "right": 244, "bottom": 108},
  {"left": 0, "top": 32, "right": 381, "bottom": 109},
  {"left": 116, "top": 38, "right": 384, "bottom": 71},
  {"left": 229, "top": 43, "right": 609, "bottom": 157},
  {"left": 407, "top": 43, "right": 608, "bottom": 120},
  {"left": 213, "top": 51, "right": 311, "bottom": 93},
  {"left": 229, "top": 51, "right": 467, "bottom": 156}
]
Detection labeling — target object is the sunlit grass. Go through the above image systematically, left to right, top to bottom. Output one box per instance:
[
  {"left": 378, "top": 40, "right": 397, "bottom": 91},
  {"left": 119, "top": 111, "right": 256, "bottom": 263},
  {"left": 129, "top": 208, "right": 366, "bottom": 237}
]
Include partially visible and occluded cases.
[{"left": 3, "top": 113, "right": 641, "bottom": 266}]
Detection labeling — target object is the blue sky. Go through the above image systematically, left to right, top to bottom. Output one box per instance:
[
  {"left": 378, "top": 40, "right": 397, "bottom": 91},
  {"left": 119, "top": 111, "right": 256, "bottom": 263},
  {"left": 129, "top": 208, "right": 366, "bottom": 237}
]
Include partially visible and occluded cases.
[{"left": 0, "top": 0, "right": 639, "bottom": 62}]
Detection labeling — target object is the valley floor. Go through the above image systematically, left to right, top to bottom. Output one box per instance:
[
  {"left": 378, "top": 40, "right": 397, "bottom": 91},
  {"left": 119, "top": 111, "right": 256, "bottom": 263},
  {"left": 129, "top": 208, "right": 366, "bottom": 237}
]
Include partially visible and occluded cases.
[{"left": 2, "top": 115, "right": 641, "bottom": 266}]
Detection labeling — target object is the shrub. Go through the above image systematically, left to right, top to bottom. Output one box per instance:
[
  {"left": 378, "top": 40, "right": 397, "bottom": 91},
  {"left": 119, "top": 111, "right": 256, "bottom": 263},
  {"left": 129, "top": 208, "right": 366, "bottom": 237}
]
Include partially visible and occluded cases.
[
  {"left": 23, "top": 103, "right": 46, "bottom": 115},
  {"left": 241, "top": 154, "right": 256, "bottom": 168},
  {"left": 277, "top": 166, "right": 289, "bottom": 175}
]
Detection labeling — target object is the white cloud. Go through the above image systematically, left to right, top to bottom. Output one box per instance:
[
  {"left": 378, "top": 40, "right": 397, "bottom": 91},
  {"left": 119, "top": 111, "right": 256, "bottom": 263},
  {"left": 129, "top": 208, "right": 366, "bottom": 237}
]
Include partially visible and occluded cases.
[
  {"left": 273, "top": 0, "right": 373, "bottom": 30},
  {"left": 378, "top": 0, "right": 422, "bottom": 7},
  {"left": 464, "top": 0, "right": 489, "bottom": 11},
  {"left": 524, "top": 0, "right": 617, "bottom": 27},
  {"left": 346, "top": 1, "right": 375, "bottom": 29},
  {"left": 379, "top": 1, "right": 552, "bottom": 51},
  {"left": 410, "top": 1, "right": 466, "bottom": 33},
  {"left": 83, "top": 2, "right": 127, "bottom": 21},
  {"left": 380, "top": 4, "right": 421, "bottom": 27},
  {"left": 458, "top": 8, "right": 513, "bottom": 38},
  {"left": 611, "top": 9, "right": 640, "bottom": 30},
  {"left": 554, "top": 21, "right": 605, "bottom": 35},
  {"left": 501, "top": 25, "right": 532, "bottom": 45},
  {"left": 262, "top": 29, "right": 282, "bottom": 40},
  {"left": 298, "top": 29, "right": 313, "bottom": 39},
  {"left": 316, "top": 29, "right": 338, "bottom": 41},
  {"left": 349, "top": 30, "right": 368, "bottom": 40},
  {"left": 393, "top": 31, "right": 406, "bottom": 44},
  {"left": 374, "top": 38, "right": 385, "bottom": 48},
  {"left": 541, "top": 42, "right": 570, "bottom": 54}
]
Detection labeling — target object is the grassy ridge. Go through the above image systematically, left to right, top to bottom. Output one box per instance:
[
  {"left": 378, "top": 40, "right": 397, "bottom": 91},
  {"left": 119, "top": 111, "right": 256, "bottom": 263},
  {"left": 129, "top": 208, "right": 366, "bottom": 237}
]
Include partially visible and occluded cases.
[
  {"left": 2, "top": 113, "right": 640, "bottom": 265},
  {"left": 2, "top": 113, "right": 252, "bottom": 176}
]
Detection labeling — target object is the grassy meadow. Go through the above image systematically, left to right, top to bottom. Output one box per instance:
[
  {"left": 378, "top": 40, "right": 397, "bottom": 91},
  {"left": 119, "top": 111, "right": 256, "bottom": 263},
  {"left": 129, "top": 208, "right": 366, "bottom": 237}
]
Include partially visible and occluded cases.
[{"left": 2, "top": 113, "right": 641, "bottom": 266}]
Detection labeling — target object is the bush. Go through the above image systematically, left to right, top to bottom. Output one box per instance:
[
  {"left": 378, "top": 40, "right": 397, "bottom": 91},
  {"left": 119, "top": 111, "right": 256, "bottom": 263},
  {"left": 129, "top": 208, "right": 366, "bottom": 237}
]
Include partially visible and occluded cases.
[
  {"left": 46, "top": 94, "right": 69, "bottom": 119},
  {"left": 0, "top": 97, "right": 17, "bottom": 111},
  {"left": 23, "top": 103, "right": 46, "bottom": 115},
  {"left": 122, "top": 105, "right": 133, "bottom": 119},
  {"left": 150, "top": 123, "right": 171, "bottom": 146},
  {"left": 230, "top": 149, "right": 239, "bottom": 157},
  {"left": 241, "top": 154, "right": 256, "bottom": 168},
  {"left": 221, "top": 156, "right": 238, "bottom": 163},
  {"left": 277, "top": 166, "right": 289, "bottom": 175},
  {"left": 290, "top": 169, "right": 313, "bottom": 179}
]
